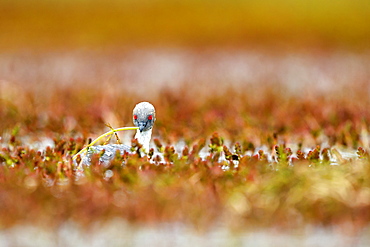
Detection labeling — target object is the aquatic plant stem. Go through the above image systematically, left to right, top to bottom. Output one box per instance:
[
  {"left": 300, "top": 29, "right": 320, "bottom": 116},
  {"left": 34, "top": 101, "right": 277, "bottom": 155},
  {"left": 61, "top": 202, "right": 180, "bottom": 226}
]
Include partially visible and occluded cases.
[{"left": 72, "top": 127, "right": 139, "bottom": 160}]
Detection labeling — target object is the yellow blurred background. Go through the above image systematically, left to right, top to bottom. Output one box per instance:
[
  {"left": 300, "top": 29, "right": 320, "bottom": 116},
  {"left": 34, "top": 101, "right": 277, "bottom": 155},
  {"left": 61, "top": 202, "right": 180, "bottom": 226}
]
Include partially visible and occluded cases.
[{"left": 1, "top": 0, "right": 369, "bottom": 51}]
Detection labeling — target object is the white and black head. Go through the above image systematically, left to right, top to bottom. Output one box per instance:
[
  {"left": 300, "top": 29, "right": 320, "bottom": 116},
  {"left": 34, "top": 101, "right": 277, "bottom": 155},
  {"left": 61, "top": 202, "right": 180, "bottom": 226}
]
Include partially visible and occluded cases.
[{"left": 133, "top": 102, "right": 156, "bottom": 132}]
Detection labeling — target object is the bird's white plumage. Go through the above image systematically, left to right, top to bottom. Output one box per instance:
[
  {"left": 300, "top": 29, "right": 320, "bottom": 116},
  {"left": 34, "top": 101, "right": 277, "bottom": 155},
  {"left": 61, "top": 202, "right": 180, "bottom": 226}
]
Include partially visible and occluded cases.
[{"left": 134, "top": 128, "right": 152, "bottom": 152}]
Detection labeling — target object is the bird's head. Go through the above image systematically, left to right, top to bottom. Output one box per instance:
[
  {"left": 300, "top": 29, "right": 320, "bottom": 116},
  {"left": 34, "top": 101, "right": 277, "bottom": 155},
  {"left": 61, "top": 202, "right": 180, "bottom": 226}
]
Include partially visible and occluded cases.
[{"left": 133, "top": 102, "right": 156, "bottom": 132}]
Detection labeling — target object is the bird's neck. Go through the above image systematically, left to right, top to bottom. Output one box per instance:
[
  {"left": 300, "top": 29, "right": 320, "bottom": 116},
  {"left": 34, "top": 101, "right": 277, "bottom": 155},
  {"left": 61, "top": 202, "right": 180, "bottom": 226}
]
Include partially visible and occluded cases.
[{"left": 134, "top": 129, "right": 152, "bottom": 152}]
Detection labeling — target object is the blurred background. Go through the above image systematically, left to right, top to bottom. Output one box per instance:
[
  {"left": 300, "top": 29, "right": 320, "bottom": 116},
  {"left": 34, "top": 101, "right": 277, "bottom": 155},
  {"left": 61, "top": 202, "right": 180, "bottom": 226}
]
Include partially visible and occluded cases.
[
  {"left": 1, "top": 0, "right": 370, "bottom": 135},
  {"left": 1, "top": 0, "right": 370, "bottom": 50},
  {"left": 1, "top": 0, "right": 370, "bottom": 87}
]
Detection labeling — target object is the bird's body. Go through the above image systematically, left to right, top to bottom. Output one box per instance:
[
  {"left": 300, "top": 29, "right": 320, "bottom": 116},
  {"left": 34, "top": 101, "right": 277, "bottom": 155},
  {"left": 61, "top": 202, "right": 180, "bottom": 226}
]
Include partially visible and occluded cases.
[
  {"left": 79, "top": 102, "right": 156, "bottom": 166},
  {"left": 80, "top": 144, "right": 131, "bottom": 166}
]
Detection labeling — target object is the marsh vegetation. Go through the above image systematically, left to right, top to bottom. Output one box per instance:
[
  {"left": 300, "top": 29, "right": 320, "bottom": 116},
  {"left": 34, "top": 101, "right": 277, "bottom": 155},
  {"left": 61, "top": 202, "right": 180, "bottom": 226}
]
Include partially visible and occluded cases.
[{"left": 1, "top": 0, "right": 370, "bottom": 246}]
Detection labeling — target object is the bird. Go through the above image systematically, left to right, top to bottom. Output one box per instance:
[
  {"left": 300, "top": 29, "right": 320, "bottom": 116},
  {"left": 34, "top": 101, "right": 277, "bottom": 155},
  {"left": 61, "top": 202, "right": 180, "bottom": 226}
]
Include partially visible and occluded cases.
[{"left": 79, "top": 101, "right": 156, "bottom": 166}]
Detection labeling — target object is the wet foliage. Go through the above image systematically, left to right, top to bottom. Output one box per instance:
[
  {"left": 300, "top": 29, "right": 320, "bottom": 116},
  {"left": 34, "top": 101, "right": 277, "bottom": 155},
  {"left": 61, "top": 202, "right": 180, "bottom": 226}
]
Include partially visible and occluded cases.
[{"left": 1, "top": 84, "right": 370, "bottom": 233}]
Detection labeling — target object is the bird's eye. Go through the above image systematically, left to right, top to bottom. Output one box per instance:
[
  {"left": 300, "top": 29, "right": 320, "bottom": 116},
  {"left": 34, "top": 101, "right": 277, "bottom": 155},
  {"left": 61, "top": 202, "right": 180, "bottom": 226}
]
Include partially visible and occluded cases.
[
  {"left": 133, "top": 115, "right": 138, "bottom": 120},
  {"left": 148, "top": 115, "right": 153, "bottom": 120}
]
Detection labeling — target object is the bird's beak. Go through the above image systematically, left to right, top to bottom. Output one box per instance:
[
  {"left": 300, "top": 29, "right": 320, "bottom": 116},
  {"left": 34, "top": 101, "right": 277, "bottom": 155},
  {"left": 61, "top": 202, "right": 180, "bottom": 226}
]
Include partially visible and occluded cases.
[{"left": 137, "top": 121, "right": 147, "bottom": 132}]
